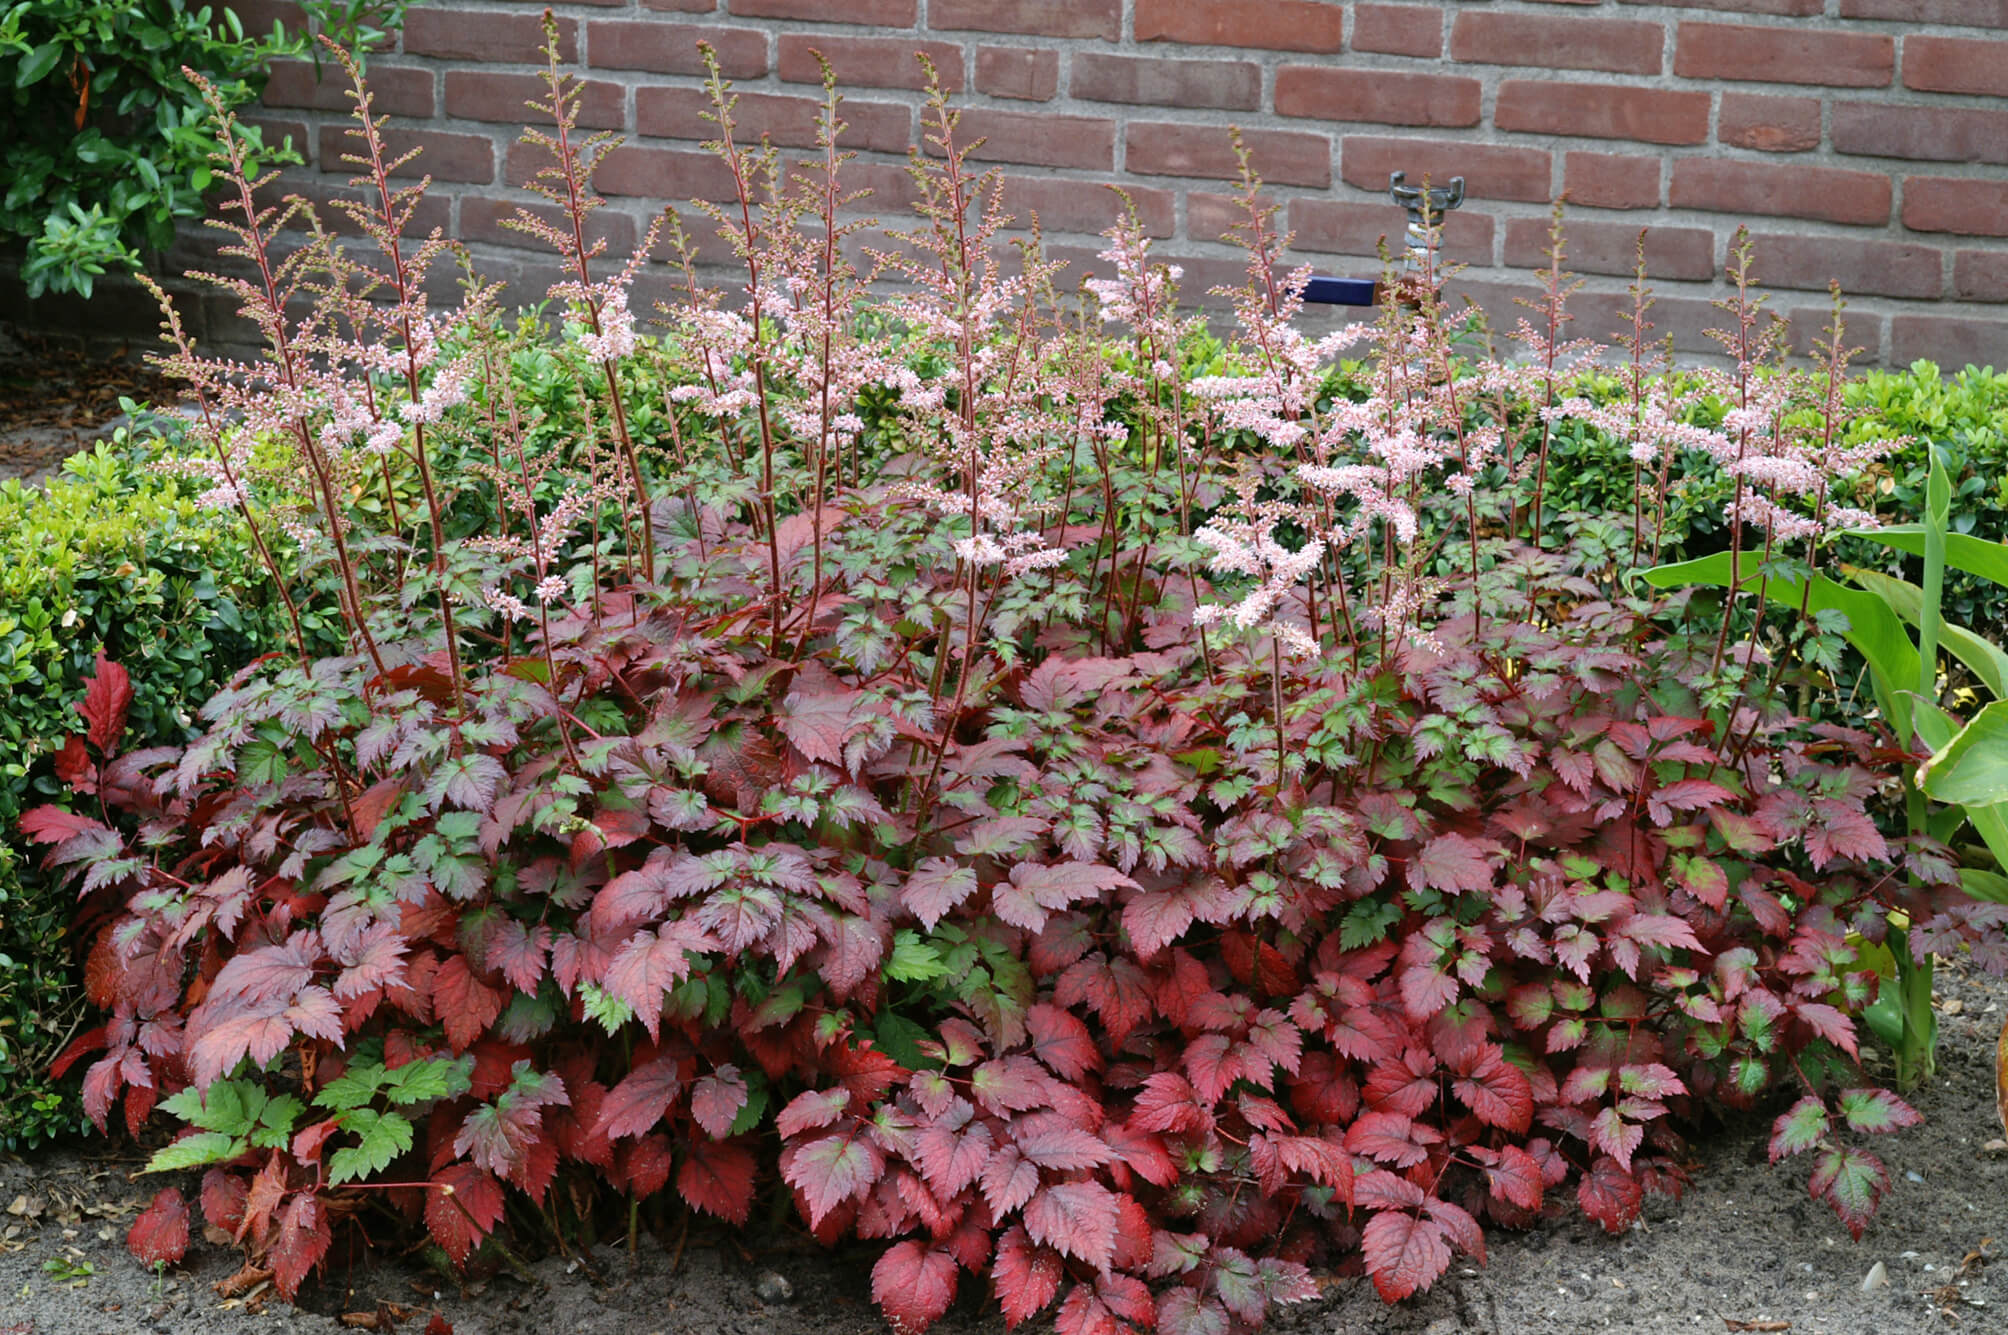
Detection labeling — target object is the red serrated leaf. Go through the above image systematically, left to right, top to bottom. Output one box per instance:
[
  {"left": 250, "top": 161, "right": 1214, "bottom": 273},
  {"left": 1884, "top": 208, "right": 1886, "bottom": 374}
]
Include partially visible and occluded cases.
[
  {"left": 79, "top": 653, "right": 132, "bottom": 753},
  {"left": 776, "top": 688, "right": 862, "bottom": 767},
  {"left": 53, "top": 734, "right": 94, "bottom": 793},
  {"left": 1645, "top": 778, "right": 1733, "bottom": 826},
  {"left": 18, "top": 805, "right": 112, "bottom": 848},
  {"left": 1411, "top": 833, "right": 1497, "bottom": 895},
  {"left": 902, "top": 858, "right": 978, "bottom": 932},
  {"left": 998, "top": 862, "right": 1137, "bottom": 933},
  {"left": 602, "top": 919, "right": 719, "bottom": 1040},
  {"left": 484, "top": 920, "right": 551, "bottom": 995},
  {"left": 431, "top": 955, "right": 505, "bottom": 1053},
  {"left": 1027, "top": 1004, "right": 1101, "bottom": 1083},
  {"left": 1452, "top": 1046, "right": 1534, "bottom": 1133},
  {"left": 598, "top": 1056, "right": 683, "bottom": 1140},
  {"left": 690, "top": 1066, "right": 749, "bottom": 1140},
  {"left": 1589, "top": 1107, "right": 1645, "bottom": 1172},
  {"left": 915, "top": 1111, "right": 995, "bottom": 1197},
  {"left": 1013, "top": 1124, "right": 1113, "bottom": 1172},
  {"left": 620, "top": 1133, "right": 674, "bottom": 1198},
  {"left": 784, "top": 1133, "right": 884, "bottom": 1228},
  {"left": 678, "top": 1138, "right": 756, "bottom": 1225},
  {"left": 981, "top": 1144, "right": 1042, "bottom": 1217},
  {"left": 1810, "top": 1145, "right": 1889, "bottom": 1240},
  {"left": 1485, "top": 1146, "right": 1544, "bottom": 1210},
  {"left": 1576, "top": 1154, "right": 1644, "bottom": 1233},
  {"left": 426, "top": 1164, "right": 506, "bottom": 1267},
  {"left": 200, "top": 1169, "right": 248, "bottom": 1236},
  {"left": 1023, "top": 1181, "right": 1119, "bottom": 1274},
  {"left": 127, "top": 1187, "right": 189, "bottom": 1268},
  {"left": 271, "top": 1192, "right": 331, "bottom": 1300},
  {"left": 1361, "top": 1209, "right": 1451, "bottom": 1301},
  {"left": 993, "top": 1226, "right": 1063, "bottom": 1328},
  {"left": 871, "top": 1241, "right": 959, "bottom": 1334},
  {"left": 1054, "top": 1281, "right": 1116, "bottom": 1335}
]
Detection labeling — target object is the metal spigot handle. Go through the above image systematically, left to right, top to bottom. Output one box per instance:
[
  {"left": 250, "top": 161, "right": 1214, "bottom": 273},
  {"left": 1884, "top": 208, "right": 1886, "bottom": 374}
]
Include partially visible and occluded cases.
[{"left": 1387, "top": 172, "right": 1464, "bottom": 277}]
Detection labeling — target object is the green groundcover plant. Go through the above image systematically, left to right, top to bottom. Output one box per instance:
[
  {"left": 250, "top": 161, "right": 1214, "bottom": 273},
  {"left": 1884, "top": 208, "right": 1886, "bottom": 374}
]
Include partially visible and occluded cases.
[{"left": 23, "top": 30, "right": 2008, "bottom": 1334}]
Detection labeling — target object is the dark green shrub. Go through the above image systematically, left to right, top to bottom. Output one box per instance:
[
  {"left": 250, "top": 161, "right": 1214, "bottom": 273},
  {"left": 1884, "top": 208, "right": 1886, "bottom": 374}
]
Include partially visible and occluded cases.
[
  {"left": 0, "top": 0, "right": 406, "bottom": 298},
  {"left": 0, "top": 419, "right": 303, "bottom": 1146}
]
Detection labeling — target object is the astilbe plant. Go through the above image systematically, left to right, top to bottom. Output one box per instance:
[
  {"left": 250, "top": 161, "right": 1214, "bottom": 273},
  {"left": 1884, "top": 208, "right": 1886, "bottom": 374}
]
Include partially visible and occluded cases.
[{"left": 23, "top": 36, "right": 2008, "bottom": 1332}]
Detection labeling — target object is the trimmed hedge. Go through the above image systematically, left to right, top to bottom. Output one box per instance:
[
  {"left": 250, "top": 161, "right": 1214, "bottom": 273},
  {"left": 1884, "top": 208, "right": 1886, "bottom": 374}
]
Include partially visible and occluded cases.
[{"left": 0, "top": 416, "right": 302, "bottom": 1146}]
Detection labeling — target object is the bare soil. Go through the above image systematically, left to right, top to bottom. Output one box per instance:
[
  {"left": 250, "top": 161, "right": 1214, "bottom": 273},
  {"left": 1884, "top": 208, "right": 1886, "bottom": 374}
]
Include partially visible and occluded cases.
[
  {"left": 0, "top": 324, "right": 182, "bottom": 487},
  {"left": 2, "top": 964, "right": 2003, "bottom": 1335}
]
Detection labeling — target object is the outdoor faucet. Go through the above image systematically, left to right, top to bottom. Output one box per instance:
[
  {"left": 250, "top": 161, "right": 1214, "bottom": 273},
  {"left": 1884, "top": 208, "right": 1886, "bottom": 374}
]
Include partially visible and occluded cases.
[{"left": 1296, "top": 171, "right": 1466, "bottom": 310}]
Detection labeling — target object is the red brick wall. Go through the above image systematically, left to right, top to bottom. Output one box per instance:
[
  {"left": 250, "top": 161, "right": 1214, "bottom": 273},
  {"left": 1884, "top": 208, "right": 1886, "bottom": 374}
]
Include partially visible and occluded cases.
[{"left": 196, "top": 2, "right": 2008, "bottom": 364}]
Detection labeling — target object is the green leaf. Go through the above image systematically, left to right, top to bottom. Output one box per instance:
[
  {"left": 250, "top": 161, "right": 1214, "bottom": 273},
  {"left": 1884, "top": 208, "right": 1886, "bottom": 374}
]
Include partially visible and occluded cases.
[
  {"left": 16, "top": 42, "right": 64, "bottom": 87},
  {"left": 1845, "top": 525, "right": 2008, "bottom": 592},
  {"left": 1639, "top": 552, "right": 1921, "bottom": 736},
  {"left": 1843, "top": 567, "right": 2008, "bottom": 701},
  {"left": 1920, "top": 701, "right": 2008, "bottom": 807},
  {"left": 885, "top": 931, "right": 950, "bottom": 983},
  {"left": 326, "top": 1109, "right": 414, "bottom": 1185},
  {"left": 143, "top": 1131, "right": 245, "bottom": 1173}
]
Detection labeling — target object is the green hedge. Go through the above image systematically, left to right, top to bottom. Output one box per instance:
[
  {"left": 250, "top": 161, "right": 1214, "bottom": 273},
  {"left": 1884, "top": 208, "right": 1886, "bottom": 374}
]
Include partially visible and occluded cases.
[{"left": 0, "top": 416, "right": 300, "bottom": 1147}]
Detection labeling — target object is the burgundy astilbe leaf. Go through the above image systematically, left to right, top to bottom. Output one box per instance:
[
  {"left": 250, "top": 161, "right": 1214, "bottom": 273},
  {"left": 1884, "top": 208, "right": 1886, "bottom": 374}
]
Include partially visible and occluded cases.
[
  {"left": 79, "top": 652, "right": 133, "bottom": 753},
  {"left": 1410, "top": 832, "right": 1497, "bottom": 895},
  {"left": 901, "top": 858, "right": 979, "bottom": 931},
  {"left": 484, "top": 919, "right": 552, "bottom": 994},
  {"left": 602, "top": 920, "right": 719, "bottom": 1039},
  {"left": 431, "top": 955, "right": 505, "bottom": 1053},
  {"left": 1026, "top": 1003, "right": 1101, "bottom": 1083},
  {"left": 598, "top": 1056, "right": 683, "bottom": 1140},
  {"left": 690, "top": 1066, "right": 749, "bottom": 1139},
  {"left": 784, "top": 1132, "right": 885, "bottom": 1227},
  {"left": 620, "top": 1133, "right": 675, "bottom": 1198},
  {"left": 678, "top": 1138, "right": 756, "bottom": 1224},
  {"left": 1810, "top": 1145, "right": 1891, "bottom": 1240},
  {"left": 1576, "top": 1154, "right": 1645, "bottom": 1233},
  {"left": 426, "top": 1163, "right": 506, "bottom": 1267},
  {"left": 201, "top": 1168, "right": 249, "bottom": 1236},
  {"left": 1022, "top": 1180, "right": 1120, "bottom": 1275},
  {"left": 127, "top": 1187, "right": 190, "bottom": 1268},
  {"left": 271, "top": 1192, "right": 332, "bottom": 1301},
  {"left": 1361, "top": 1209, "right": 1451, "bottom": 1302},
  {"left": 993, "top": 1225, "right": 1064, "bottom": 1328},
  {"left": 871, "top": 1240, "right": 959, "bottom": 1334}
]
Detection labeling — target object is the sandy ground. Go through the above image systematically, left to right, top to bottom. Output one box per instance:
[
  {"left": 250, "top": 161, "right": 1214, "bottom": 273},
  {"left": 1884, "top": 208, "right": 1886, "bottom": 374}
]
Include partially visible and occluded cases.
[{"left": 2, "top": 964, "right": 2002, "bottom": 1335}]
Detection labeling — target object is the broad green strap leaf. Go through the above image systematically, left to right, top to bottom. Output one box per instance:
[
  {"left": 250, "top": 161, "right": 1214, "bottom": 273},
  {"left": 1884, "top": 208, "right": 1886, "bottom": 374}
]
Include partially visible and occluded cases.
[
  {"left": 1843, "top": 526, "right": 2008, "bottom": 592},
  {"left": 1638, "top": 551, "right": 1918, "bottom": 734},
  {"left": 1844, "top": 566, "right": 2008, "bottom": 701},
  {"left": 1912, "top": 698, "right": 2008, "bottom": 875},
  {"left": 1921, "top": 700, "right": 2008, "bottom": 807},
  {"left": 1960, "top": 867, "right": 2008, "bottom": 904}
]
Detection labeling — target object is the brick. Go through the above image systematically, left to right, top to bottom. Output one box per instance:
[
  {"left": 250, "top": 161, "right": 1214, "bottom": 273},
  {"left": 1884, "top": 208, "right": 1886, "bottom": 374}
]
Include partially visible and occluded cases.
[
  {"left": 642, "top": 0, "right": 718, "bottom": 9},
  {"left": 726, "top": 0, "right": 915, "bottom": 24},
  {"left": 931, "top": 0, "right": 1121, "bottom": 40},
  {"left": 1135, "top": 0, "right": 1346, "bottom": 54},
  {"left": 1620, "top": 0, "right": 1821, "bottom": 13},
  {"left": 1839, "top": 0, "right": 2008, "bottom": 23},
  {"left": 1352, "top": 4, "right": 1442, "bottom": 57},
  {"left": 403, "top": 9, "right": 573, "bottom": 63},
  {"left": 1449, "top": 13, "right": 1663, "bottom": 75},
  {"left": 590, "top": 22, "right": 767, "bottom": 78},
  {"left": 1673, "top": 22, "right": 1893, "bottom": 88},
  {"left": 779, "top": 35, "right": 962, "bottom": 91},
  {"left": 1904, "top": 35, "right": 2008, "bottom": 95},
  {"left": 975, "top": 47, "right": 1058, "bottom": 101},
  {"left": 1076, "top": 54, "right": 1262, "bottom": 111},
  {"left": 263, "top": 59, "right": 433, "bottom": 118},
  {"left": 1275, "top": 68, "right": 1481, "bottom": 127},
  {"left": 446, "top": 72, "right": 625, "bottom": 129},
  {"left": 1495, "top": 83, "right": 1709, "bottom": 147},
  {"left": 636, "top": 88, "right": 911, "bottom": 154},
  {"left": 1718, "top": 93, "right": 1821, "bottom": 153},
  {"left": 1833, "top": 102, "right": 2008, "bottom": 165},
  {"left": 954, "top": 109, "right": 1115, "bottom": 171},
  {"left": 239, "top": 117, "right": 310, "bottom": 164},
  {"left": 1126, "top": 123, "right": 1331, "bottom": 187},
  {"left": 320, "top": 125, "right": 494, "bottom": 182},
  {"left": 1342, "top": 136, "right": 1550, "bottom": 202},
  {"left": 548, "top": 143, "right": 739, "bottom": 203},
  {"left": 1564, "top": 151, "right": 1660, "bottom": 209},
  {"left": 793, "top": 158, "right": 923, "bottom": 214},
  {"left": 1670, "top": 160, "right": 1890, "bottom": 226},
  {"left": 998, "top": 175, "right": 1177, "bottom": 237},
  {"left": 1903, "top": 177, "right": 2008, "bottom": 237},
  {"left": 278, "top": 179, "right": 453, "bottom": 240},
  {"left": 458, "top": 196, "right": 636, "bottom": 257},
  {"left": 1283, "top": 198, "right": 1493, "bottom": 264},
  {"left": 1505, "top": 217, "right": 1714, "bottom": 280},
  {"left": 1745, "top": 233, "right": 1943, "bottom": 298},
  {"left": 1954, "top": 250, "right": 2008, "bottom": 301},
  {"left": 1780, "top": 305, "right": 1881, "bottom": 366},
  {"left": 1891, "top": 316, "right": 2008, "bottom": 372}
]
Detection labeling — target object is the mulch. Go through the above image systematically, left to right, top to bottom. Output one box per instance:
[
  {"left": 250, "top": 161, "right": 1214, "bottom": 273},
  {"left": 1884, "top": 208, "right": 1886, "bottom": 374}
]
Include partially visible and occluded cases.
[{"left": 0, "top": 325, "right": 185, "bottom": 482}]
